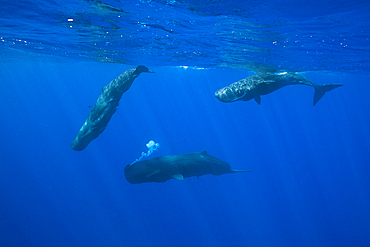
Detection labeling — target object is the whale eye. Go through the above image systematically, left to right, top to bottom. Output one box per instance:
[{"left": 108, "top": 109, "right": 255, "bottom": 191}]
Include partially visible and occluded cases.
[{"left": 200, "top": 155, "right": 204, "bottom": 158}]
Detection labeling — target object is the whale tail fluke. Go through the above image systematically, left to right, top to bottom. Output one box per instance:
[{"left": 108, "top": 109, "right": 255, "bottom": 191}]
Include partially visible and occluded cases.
[
  {"left": 135, "top": 65, "right": 155, "bottom": 74},
  {"left": 313, "top": 84, "right": 343, "bottom": 106}
]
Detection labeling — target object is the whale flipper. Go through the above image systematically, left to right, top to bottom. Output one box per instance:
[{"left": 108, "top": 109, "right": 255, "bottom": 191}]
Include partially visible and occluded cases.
[
  {"left": 313, "top": 84, "right": 343, "bottom": 106},
  {"left": 254, "top": 95, "right": 261, "bottom": 104}
]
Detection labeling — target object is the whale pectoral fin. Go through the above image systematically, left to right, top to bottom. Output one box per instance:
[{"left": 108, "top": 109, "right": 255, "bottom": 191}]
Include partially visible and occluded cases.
[
  {"left": 254, "top": 95, "right": 261, "bottom": 104},
  {"left": 146, "top": 169, "right": 161, "bottom": 178},
  {"left": 172, "top": 174, "right": 184, "bottom": 180}
]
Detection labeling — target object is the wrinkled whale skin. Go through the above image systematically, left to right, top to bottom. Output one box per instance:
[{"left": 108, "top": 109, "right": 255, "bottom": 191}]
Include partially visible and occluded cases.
[
  {"left": 71, "top": 66, "right": 151, "bottom": 151},
  {"left": 124, "top": 151, "right": 250, "bottom": 184}
]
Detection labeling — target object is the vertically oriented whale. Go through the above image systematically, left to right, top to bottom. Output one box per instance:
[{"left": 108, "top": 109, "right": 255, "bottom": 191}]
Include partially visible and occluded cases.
[
  {"left": 71, "top": 66, "right": 153, "bottom": 151},
  {"left": 215, "top": 72, "right": 343, "bottom": 105},
  {"left": 124, "top": 151, "right": 251, "bottom": 184}
]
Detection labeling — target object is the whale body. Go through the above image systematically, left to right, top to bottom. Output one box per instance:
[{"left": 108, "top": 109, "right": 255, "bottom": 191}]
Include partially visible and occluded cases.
[
  {"left": 71, "top": 66, "right": 153, "bottom": 151},
  {"left": 215, "top": 72, "right": 343, "bottom": 105},
  {"left": 124, "top": 151, "right": 250, "bottom": 184}
]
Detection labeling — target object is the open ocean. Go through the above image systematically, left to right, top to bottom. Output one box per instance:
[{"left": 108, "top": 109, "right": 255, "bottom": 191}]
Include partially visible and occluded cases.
[{"left": 1, "top": 1, "right": 370, "bottom": 246}]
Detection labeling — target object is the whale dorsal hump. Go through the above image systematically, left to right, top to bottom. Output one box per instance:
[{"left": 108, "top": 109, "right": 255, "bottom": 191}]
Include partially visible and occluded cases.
[
  {"left": 254, "top": 95, "right": 261, "bottom": 104},
  {"left": 200, "top": 151, "right": 208, "bottom": 156},
  {"left": 172, "top": 174, "right": 184, "bottom": 180}
]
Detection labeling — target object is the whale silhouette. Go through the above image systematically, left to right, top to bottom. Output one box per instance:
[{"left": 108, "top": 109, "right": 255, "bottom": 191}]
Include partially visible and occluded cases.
[
  {"left": 71, "top": 66, "right": 153, "bottom": 151},
  {"left": 215, "top": 72, "right": 343, "bottom": 105},
  {"left": 124, "top": 151, "right": 251, "bottom": 184}
]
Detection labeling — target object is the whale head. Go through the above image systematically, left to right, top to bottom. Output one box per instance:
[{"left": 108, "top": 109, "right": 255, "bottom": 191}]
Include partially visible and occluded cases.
[
  {"left": 215, "top": 86, "right": 248, "bottom": 102},
  {"left": 71, "top": 120, "right": 104, "bottom": 151}
]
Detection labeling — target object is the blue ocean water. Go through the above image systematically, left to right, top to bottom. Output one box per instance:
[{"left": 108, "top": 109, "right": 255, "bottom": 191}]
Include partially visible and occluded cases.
[{"left": 1, "top": 1, "right": 370, "bottom": 247}]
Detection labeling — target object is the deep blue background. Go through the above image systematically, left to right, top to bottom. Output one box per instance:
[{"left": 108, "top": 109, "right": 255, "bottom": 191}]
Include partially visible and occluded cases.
[{"left": 0, "top": 61, "right": 369, "bottom": 246}]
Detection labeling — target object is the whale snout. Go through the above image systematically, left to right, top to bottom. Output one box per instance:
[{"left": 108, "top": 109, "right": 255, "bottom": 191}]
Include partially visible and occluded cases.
[{"left": 71, "top": 138, "right": 88, "bottom": 151}]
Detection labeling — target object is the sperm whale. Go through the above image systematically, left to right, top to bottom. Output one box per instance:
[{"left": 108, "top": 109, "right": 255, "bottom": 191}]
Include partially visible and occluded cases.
[
  {"left": 71, "top": 66, "right": 153, "bottom": 151},
  {"left": 215, "top": 72, "right": 343, "bottom": 105},
  {"left": 124, "top": 151, "right": 251, "bottom": 184}
]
